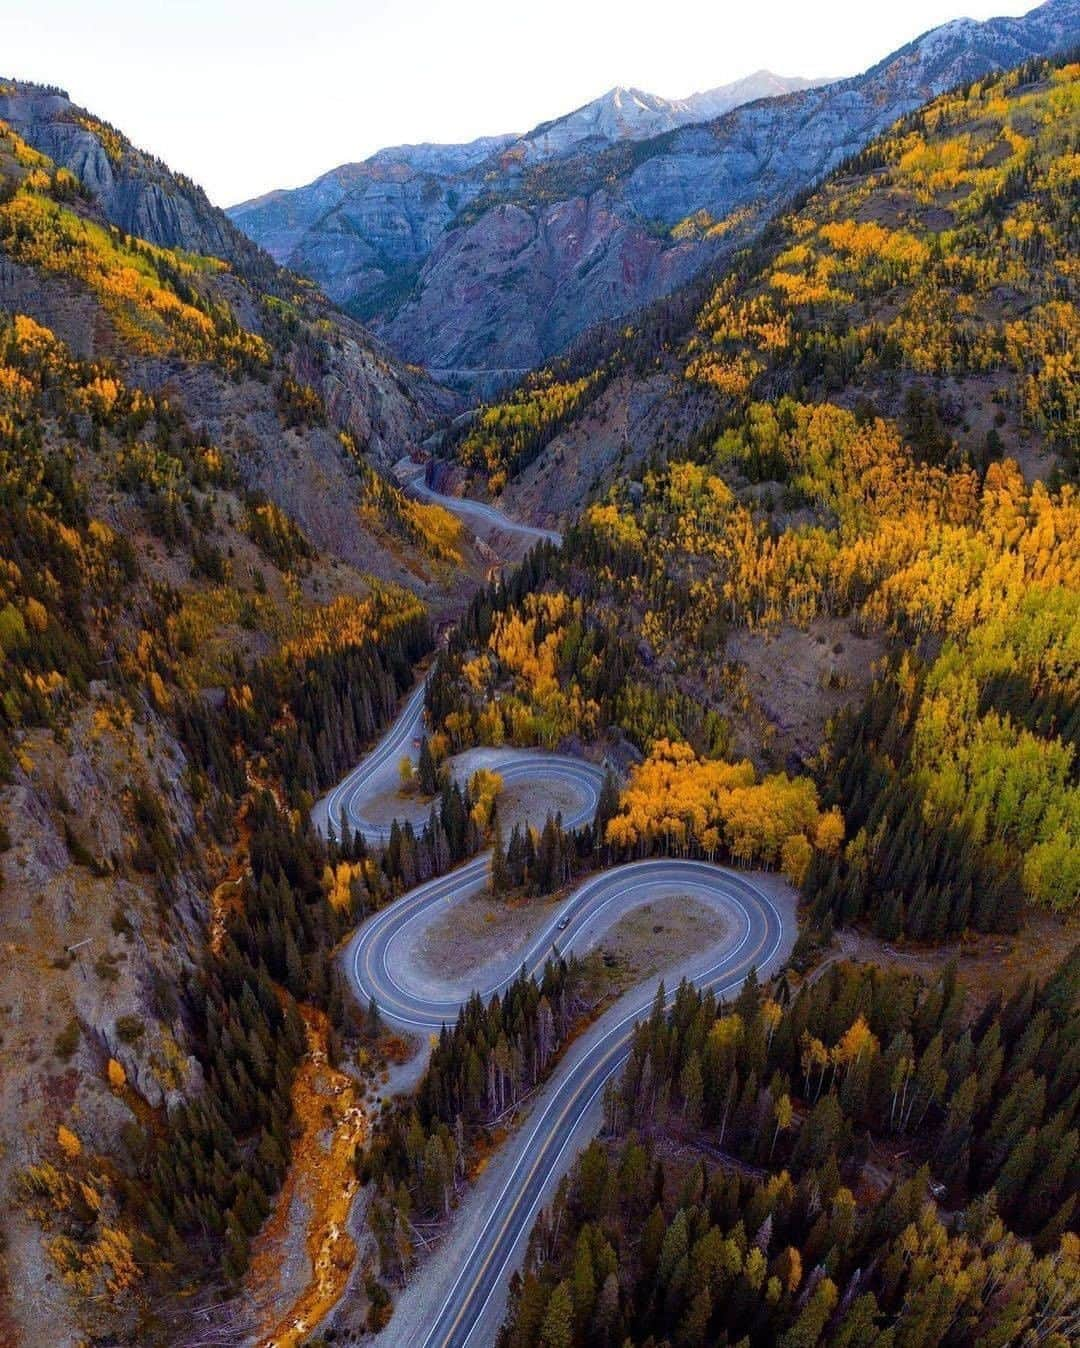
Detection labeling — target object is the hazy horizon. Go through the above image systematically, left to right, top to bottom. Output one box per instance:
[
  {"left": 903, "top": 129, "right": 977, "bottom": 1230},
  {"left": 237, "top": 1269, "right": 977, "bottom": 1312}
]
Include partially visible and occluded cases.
[{"left": 3, "top": 0, "right": 1038, "bottom": 206}]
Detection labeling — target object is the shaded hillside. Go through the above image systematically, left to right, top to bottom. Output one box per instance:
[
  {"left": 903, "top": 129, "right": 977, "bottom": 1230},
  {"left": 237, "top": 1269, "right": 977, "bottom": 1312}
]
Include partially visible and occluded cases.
[
  {"left": 230, "top": 0, "right": 1077, "bottom": 392},
  {"left": 0, "top": 78, "right": 457, "bottom": 472}
]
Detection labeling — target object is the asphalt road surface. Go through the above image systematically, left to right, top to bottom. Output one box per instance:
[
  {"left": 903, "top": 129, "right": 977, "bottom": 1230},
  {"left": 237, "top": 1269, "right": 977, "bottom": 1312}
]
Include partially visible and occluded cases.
[
  {"left": 409, "top": 473, "right": 563, "bottom": 548},
  {"left": 315, "top": 564, "right": 795, "bottom": 1345},
  {"left": 311, "top": 676, "right": 603, "bottom": 845},
  {"left": 314, "top": 677, "right": 430, "bottom": 843},
  {"left": 345, "top": 858, "right": 792, "bottom": 1348}
]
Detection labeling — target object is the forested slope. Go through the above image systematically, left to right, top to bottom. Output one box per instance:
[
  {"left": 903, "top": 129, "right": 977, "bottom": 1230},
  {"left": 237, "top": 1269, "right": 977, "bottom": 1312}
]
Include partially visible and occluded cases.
[
  {"left": 457, "top": 52, "right": 1078, "bottom": 513},
  {"left": 397, "top": 57, "right": 1080, "bottom": 1348},
  {"left": 430, "top": 58, "right": 1079, "bottom": 931},
  {"left": 0, "top": 78, "right": 457, "bottom": 471},
  {"left": 0, "top": 97, "right": 473, "bottom": 1346},
  {"left": 500, "top": 953, "right": 1080, "bottom": 1347}
]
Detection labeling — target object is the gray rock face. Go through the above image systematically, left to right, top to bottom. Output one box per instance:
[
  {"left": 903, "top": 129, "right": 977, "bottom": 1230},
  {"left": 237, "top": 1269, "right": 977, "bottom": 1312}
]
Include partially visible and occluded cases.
[
  {"left": 228, "top": 0, "right": 1079, "bottom": 393},
  {"left": 0, "top": 79, "right": 457, "bottom": 466},
  {"left": 0, "top": 85, "right": 262, "bottom": 273},
  {"left": 383, "top": 194, "right": 711, "bottom": 393}
]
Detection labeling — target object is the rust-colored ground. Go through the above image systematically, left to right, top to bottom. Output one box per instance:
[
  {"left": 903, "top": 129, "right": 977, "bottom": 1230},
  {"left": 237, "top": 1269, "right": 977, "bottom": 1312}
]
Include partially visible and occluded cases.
[
  {"left": 207, "top": 800, "right": 253, "bottom": 954},
  {"left": 246, "top": 1006, "right": 366, "bottom": 1348}
]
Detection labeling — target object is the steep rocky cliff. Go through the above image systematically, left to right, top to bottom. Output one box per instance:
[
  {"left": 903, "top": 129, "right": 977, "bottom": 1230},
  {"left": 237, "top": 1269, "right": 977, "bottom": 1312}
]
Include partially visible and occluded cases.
[
  {"left": 0, "top": 79, "right": 457, "bottom": 467},
  {"left": 0, "top": 83, "right": 263, "bottom": 273}
]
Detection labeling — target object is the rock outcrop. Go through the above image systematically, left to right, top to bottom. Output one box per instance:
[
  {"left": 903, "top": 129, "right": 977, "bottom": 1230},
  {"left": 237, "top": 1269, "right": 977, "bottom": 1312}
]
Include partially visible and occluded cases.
[{"left": 0, "top": 79, "right": 458, "bottom": 463}]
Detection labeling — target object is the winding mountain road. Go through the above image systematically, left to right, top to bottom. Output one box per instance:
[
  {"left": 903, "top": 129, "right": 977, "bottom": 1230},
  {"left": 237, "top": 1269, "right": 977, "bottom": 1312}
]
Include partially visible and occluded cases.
[
  {"left": 408, "top": 469, "right": 563, "bottom": 547},
  {"left": 312, "top": 485, "right": 794, "bottom": 1345},
  {"left": 312, "top": 486, "right": 574, "bottom": 847},
  {"left": 316, "top": 652, "right": 796, "bottom": 1345},
  {"left": 312, "top": 675, "right": 603, "bottom": 845},
  {"left": 314, "top": 678, "right": 430, "bottom": 843},
  {"left": 346, "top": 858, "right": 791, "bottom": 1348}
]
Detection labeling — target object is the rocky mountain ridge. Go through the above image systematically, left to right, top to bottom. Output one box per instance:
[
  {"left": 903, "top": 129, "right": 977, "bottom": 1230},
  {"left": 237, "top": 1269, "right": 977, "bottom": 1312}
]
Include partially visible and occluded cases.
[
  {"left": 228, "top": 0, "right": 1079, "bottom": 395},
  {"left": 230, "top": 69, "right": 820, "bottom": 236},
  {"left": 513, "top": 70, "right": 825, "bottom": 162},
  {"left": 225, "top": 71, "right": 826, "bottom": 384}
]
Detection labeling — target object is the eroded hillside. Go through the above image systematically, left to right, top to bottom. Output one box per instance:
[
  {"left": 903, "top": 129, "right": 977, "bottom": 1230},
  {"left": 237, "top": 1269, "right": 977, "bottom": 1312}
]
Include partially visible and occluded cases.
[{"left": 0, "top": 101, "right": 477, "bottom": 1347}]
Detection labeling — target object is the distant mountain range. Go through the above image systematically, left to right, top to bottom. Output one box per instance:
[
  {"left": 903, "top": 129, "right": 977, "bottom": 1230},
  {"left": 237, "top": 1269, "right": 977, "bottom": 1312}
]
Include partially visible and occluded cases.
[
  {"left": 229, "top": 0, "right": 1079, "bottom": 395},
  {"left": 229, "top": 71, "right": 824, "bottom": 252},
  {"left": 506, "top": 71, "right": 828, "bottom": 162}
]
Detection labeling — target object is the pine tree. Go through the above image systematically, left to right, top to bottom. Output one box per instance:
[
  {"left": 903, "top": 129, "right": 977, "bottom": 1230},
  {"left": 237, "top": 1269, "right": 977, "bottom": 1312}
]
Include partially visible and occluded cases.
[
  {"left": 418, "top": 736, "right": 438, "bottom": 796},
  {"left": 491, "top": 814, "right": 509, "bottom": 894},
  {"left": 680, "top": 1052, "right": 704, "bottom": 1128},
  {"left": 539, "top": 1280, "right": 574, "bottom": 1348}
]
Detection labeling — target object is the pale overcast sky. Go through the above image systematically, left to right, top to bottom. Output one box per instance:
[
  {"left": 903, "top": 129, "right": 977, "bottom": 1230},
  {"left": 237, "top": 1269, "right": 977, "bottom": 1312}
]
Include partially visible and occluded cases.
[{"left": 2, "top": 0, "right": 1037, "bottom": 206}]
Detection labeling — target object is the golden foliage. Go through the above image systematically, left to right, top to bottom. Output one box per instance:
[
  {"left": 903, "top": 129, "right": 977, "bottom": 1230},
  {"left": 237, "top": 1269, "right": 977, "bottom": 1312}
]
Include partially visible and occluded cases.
[
  {"left": 684, "top": 62, "right": 1080, "bottom": 460},
  {"left": 0, "top": 123, "right": 267, "bottom": 373},
  {"left": 671, "top": 205, "right": 754, "bottom": 242},
  {"left": 459, "top": 368, "right": 604, "bottom": 482},
  {"left": 360, "top": 472, "right": 464, "bottom": 564},
  {"left": 278, "top": 584, "right": 426, "bottom": 664},
  {"left": 485, "top": 592, "right": 601, "bottom": 747},
  {"left": 605, "top": 738, "right": 836, "bottom": 871},
  {"left": 468, "top": 768, "right": 503, "bottom": 829},
  {"left": 323, "top": 860, "right": 364, "bottom": 913},
  {"left": 57, "top": 1124, "right": 81, "bottom": 1159},
  {"left": 19, "top": 1126, "right": 141, "bottom": 1301}
]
